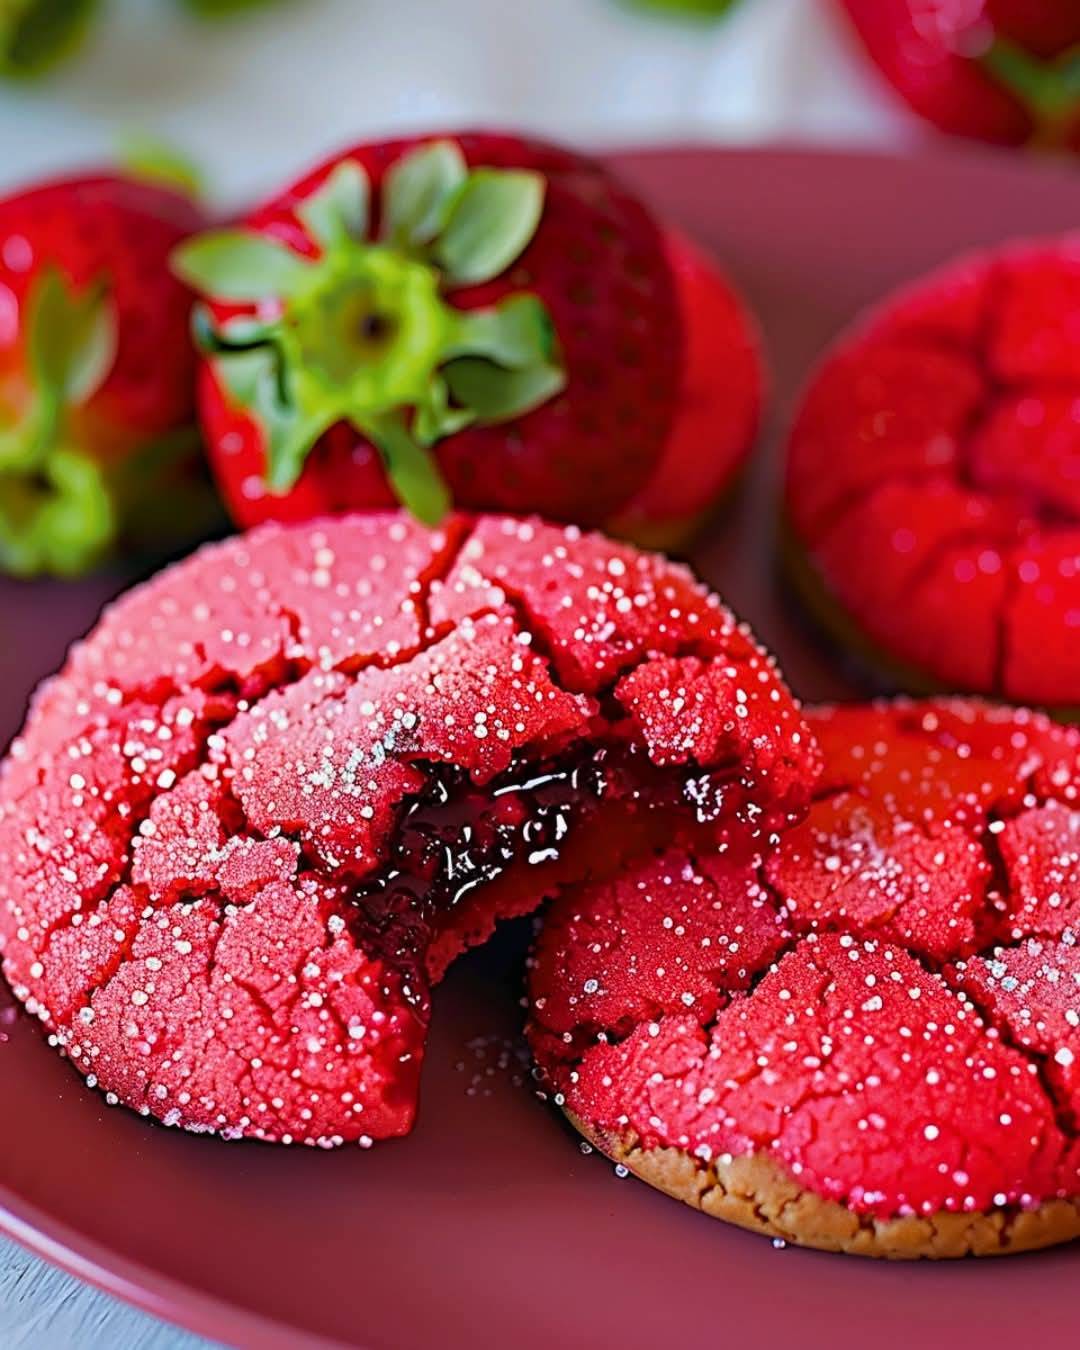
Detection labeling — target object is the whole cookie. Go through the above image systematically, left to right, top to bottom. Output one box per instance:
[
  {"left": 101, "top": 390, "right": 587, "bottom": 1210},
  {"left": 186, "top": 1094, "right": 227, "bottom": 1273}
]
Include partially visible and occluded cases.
[
  {"left": 785, "top": 238, "right": 1080, "bottom": 713},
  {"left": 0, "top": 512, "right": 816, "bottom": 1146},
  {"left": 528, "top": 699, "right": 1080, "bottom": 1257}
]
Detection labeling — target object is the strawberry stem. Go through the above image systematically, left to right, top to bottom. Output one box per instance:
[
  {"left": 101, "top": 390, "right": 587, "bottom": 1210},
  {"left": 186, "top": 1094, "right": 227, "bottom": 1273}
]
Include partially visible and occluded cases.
[
  {"left": 980, "top": 38, "right": 1080, "bottom": 143},
  {"left": 174, "top": 140, "right": 566, "bottom": 524},
  {"left": 0, "top": 267, "right": 124, "bottom": 576},
  {"left": 364, "top": 414, "right": 451, "bottom": 526},
  {"left": 0, "top": 448, "right": 115, "bottom": 577}
]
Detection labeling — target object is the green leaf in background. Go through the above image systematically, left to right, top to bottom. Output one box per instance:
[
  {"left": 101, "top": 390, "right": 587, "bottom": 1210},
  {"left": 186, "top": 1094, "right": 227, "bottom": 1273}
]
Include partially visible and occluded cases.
[
  {"left": 0, "top": 0, "right": 99, "bottom": 78},
  {"left": 0, "top": 0, "right": 287, "bottom": 80},
  {"left": 178, "top": 0, "right": 287, "bottom": 16},
  {"left": 621, "top": 0, "right": 742, "bottom": 20},
  {"left": 980, "top": 39, "right": 1080, "bottom": 138},
  {"left": 117, "top": 134, "right": 204, "bottom": 199},
  {"left": 27, "top": 267, "right": 117, "bottom": 414},
  {"left": 0, "top": 447, "right": 114, "bottom": 577}
]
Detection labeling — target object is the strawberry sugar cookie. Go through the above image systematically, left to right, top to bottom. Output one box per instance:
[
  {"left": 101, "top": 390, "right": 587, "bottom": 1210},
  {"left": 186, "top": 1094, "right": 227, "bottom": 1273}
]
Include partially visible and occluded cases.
[
  {"left": 785, "top": 237, "right": 1080, "bottom": 714},
  {"left": 0, "top": 512, "right": 816, "bottom": 1146},
  {"left": 528, "top": 699, "right": 1080, "bottom": 1257}
]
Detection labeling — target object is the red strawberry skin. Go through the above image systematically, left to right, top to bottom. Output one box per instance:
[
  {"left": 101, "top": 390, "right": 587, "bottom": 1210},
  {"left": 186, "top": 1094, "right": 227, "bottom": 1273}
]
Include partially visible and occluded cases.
[
  {"left": 837, "top": 0, "right": 1080, "bottom": 148},
  {"left": 197, "top": 132, "right": 683, "bottom": 530},
  {"left": 0, "top": 174, "right": 204, "bottom": 464},
  {"left": 609, "top": 227, "right": 764, "bottom": 548}
]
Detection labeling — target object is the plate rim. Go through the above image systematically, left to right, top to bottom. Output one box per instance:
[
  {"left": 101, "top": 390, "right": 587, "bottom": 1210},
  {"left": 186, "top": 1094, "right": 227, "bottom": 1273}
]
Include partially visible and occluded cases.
[{"left": 0, "top": 1183, "right": 349, "bottom": 1349}]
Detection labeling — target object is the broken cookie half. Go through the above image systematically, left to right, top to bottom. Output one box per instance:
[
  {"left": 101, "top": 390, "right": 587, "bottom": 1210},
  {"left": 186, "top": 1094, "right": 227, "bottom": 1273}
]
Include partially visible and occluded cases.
[
  {"left": 0, "top": 512, "right": 817, "bottom": 1146},
  {"left": 529, "top": 699, "right": 1080, "bottom": 1256}
]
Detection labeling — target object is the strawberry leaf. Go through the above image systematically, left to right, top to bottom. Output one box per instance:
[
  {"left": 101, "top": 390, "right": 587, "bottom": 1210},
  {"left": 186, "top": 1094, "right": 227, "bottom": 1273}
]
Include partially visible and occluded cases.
[
  {"left": 981, "top": 39, "right": 1080, "bottom": 128},
  {"left": 118, "top": 133, "right": 203, "bottom": 198},
  {"left": 382, "top": 140, "right": 468, "bottom": 249},
  {"left": 180, "top": 148, "right": 563, "bottom": 522},
  {"left": 298, "top": 159, "right": 370, "bottom": 250},
  {"left": 433, "top": 169, "right": 544, "bottom": 286},
  {"left": 172, "top": 230, "right": 313, "bottom": 300},
  {"left": 27, "top": 267, "right": 117, "bottom": 408},
  {"left": 447, "top": 294, "right": 557, "bottom": 368},
  {"left": 66, "top": 296, "right": 118, "bottom": 405},
  {"left": 192, "top": 305, "right": 280, "bottom": 354},
  {"left": 211, "top": 346, "right": 280, "bottom": 407},
  {"left": 221, "top": 349, "right": 337, "bottom": 493},
  {"left": 443, "top": 357, "right": 565, "bottom": 423},
  {"left": 414, "top": 375, "right": 475, "bottom": 447},
  {"left": 254, "top": 377, "right": 337, "bottom": 493},
  {"left": 362, "top": 413, "right": 451, "bottom": 525},
  {"left": 0, "top": 447, "right": 114, "bottom": 578}
]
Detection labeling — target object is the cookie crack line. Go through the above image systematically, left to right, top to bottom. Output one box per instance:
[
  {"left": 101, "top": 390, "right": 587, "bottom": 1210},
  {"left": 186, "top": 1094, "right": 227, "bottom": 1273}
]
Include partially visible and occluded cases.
[
  {"left": 813, "top": 259, "right": 1080, "bottom": 543},
  {"left": 803, "top": 476, "right": 1076, "bottom": 708},
  {"left": 5, "top": 514, "right": 480, "bottom": 787},
  {"left": 13, "top": 517, "right": 504, "bottom": 981},
  {"left": 530, "top": 779, "right": 1077, "bottom": 1064},
  {"left": 868, "top": 933, "right": 1078, "bottom": 1143},
  {"left": 544, "top": 938, "right": 1073, "bottom": 1243},
  {"left": 943, "top": 958, "right": 1078, "bottom": 1140}
]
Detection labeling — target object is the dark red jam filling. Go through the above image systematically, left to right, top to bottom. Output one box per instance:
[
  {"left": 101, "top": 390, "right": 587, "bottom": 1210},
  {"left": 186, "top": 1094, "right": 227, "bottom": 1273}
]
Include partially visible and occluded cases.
[{"left": 348, "top": 742, "right": 749, "bottom": 1004}]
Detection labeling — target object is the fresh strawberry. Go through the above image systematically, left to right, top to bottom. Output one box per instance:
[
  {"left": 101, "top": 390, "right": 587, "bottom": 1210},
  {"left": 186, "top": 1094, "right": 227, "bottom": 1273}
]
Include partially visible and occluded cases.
[
  {"left": 836, "top": 1, "right": 1080, "bottom": 149},
  {"left": 173, "top": 131, "right": 684, "bottom": 529},
  {"left": 0, "top": 172, "right": 211, "bottom": 576},
  {"left": 608, "top": 228, "right": 764, "bottom": 550}
]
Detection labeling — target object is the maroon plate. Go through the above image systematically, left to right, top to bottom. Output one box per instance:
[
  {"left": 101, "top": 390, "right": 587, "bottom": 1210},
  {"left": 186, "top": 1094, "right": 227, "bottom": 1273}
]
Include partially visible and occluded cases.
[{"left": 3, "top": 144, "right": 1080, "bottom": 1350}]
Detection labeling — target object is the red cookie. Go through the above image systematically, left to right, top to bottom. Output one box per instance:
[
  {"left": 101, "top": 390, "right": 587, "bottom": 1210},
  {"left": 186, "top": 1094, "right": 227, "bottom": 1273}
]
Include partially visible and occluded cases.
[
  {"left": 785, "top": 237, "right": 1080, "bottom": 713},
  {"left": 0, "top": 513, "right": 816, "bottom": 1146},
  {"left": 528, "top": 699, "right": 1080, "bottom": 1256}
]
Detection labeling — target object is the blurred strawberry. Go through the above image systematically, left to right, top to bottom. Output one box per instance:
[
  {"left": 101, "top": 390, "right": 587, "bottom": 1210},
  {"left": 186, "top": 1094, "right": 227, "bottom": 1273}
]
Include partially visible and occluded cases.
[
  {"left": 837, "top": 1, "right": 1080, "bottom": 149},
  {"left": 173, "top": 131, "right": 686, "bottom": 530},
  {"left": 0, "top": 173, "right": 212, "bottom": 577}
]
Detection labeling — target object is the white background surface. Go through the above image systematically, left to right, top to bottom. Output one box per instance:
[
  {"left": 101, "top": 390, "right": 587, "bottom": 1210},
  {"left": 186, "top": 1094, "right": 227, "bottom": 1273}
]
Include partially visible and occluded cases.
[
  {"left": 0, "top": 0, "right": 915, "bottom": 202},
  {"left": 1, "top": 0, "right": 919, "bottom": 1345}
]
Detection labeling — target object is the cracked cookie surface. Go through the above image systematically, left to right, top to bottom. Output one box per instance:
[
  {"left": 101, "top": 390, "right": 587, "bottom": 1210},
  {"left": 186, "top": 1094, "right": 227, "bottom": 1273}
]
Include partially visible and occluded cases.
[
  {"left": 785, "top": 239, "right": 1080, "bottom": 711},
  {"left": 0, "top": 512, "right": 817, "bottom": 1146},
  {"left": 528, "top": 698, "right": 1080, "bottom": 1256}
]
